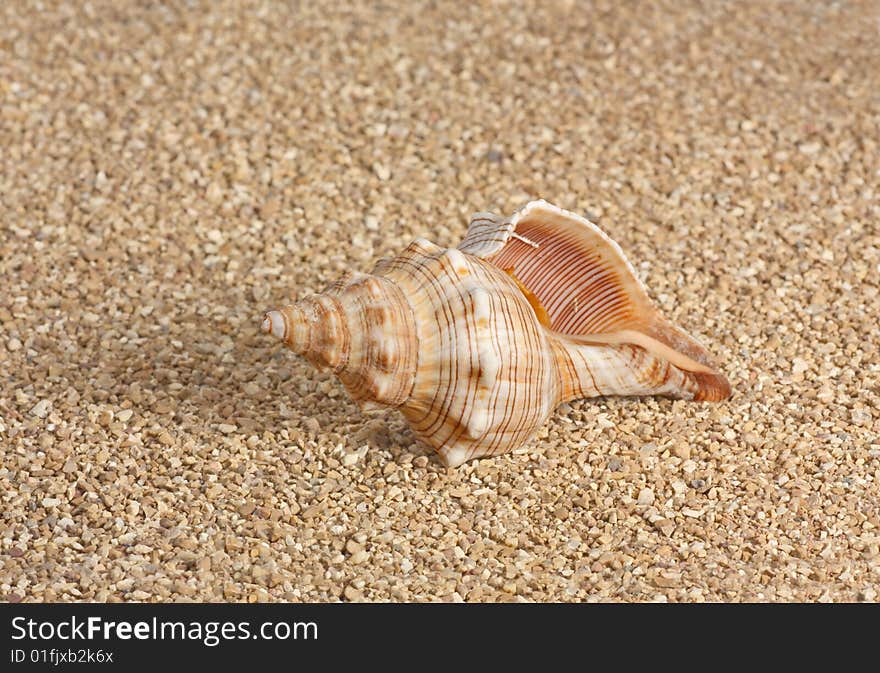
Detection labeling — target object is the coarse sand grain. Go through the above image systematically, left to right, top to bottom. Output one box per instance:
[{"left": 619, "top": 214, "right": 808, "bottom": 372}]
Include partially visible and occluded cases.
[{"left": 1, "top": 0, "right": 879, "bottom": 602}]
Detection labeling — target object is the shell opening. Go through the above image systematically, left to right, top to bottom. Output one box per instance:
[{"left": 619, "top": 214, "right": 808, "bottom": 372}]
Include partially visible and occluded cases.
[{"left": 480, "top": 201, "right": 731, "bottom": 401}]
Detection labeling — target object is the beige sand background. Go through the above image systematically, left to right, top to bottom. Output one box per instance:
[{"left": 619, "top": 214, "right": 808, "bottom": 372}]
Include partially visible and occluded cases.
[{"left": 2, "top": 0, "right": 879, "bottom": 602}]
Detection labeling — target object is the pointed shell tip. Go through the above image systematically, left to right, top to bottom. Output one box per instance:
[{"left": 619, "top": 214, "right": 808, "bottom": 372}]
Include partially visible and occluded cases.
[{"left": 262, "top": 310, "right": 285, "bottom": 339}]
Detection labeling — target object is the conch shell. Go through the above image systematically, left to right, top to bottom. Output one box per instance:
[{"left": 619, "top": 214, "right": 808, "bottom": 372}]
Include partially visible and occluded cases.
[{"left": 262, "top": 201, "right": 730, "bottom": 467}]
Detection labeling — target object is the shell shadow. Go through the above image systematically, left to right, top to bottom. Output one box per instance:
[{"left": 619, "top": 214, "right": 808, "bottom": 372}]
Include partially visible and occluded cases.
[{"left": 45, "top": 302, "right": 439, "bottom": 465}]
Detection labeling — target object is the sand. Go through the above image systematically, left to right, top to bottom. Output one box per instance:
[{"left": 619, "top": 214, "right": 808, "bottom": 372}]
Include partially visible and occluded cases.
[{"left": 1, "top": 0, "right": 878, "bottom": 602}]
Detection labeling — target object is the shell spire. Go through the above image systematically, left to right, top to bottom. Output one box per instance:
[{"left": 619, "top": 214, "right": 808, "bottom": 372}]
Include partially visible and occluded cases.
[
  {"left": 262, "top": 200, "right": 730, "bottom": 467},
  {"left": 262, "top": 272, "right": 418, "bottom": 408},
  {"left": 262, "top": 299, "right": 347, "bottom": 370}
]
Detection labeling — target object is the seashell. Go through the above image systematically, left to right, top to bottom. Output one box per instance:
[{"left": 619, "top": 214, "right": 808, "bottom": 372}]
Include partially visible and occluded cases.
[{"left": 262, "top": 200, "right": 730, "bottom": 467}]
